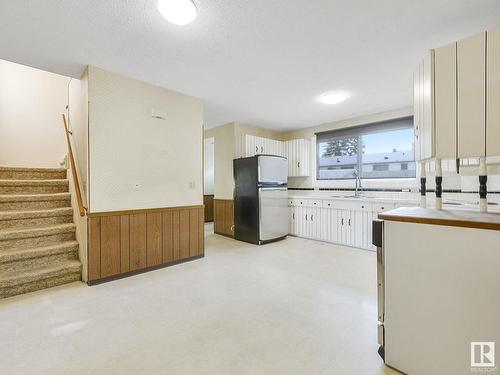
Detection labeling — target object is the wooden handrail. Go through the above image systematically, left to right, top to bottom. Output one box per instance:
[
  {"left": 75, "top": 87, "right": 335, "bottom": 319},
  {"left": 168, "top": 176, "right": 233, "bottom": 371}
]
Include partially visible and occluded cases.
[{"left": 62, "top": 114, "right": 86, "bottom": 217}]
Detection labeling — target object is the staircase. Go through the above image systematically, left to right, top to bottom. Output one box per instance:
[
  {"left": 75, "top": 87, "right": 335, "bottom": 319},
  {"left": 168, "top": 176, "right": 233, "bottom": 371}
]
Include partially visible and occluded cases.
[{"left": 0, "top": 166, "right": 82, "bottom": 299}]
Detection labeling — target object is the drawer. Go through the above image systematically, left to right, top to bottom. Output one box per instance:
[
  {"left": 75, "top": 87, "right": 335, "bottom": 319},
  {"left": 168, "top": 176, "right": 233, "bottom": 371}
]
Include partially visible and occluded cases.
[
  {"left": 292, "top": 198, "right": 321, "bottom": 207},
  {"left": 308, "top": 199, "right": 322, "bottom": 208},
  {"left": 322, "top": 199, "right": 336, "bottom": 208},
  {"left": 321, "top": 200, "right": 371, "bottom": 211},
  {"left": 356, "top": 202, "right": 373, "bottom": 212},
  {"left": 372, "top": 203, "right": 395, "bottom": 213}
]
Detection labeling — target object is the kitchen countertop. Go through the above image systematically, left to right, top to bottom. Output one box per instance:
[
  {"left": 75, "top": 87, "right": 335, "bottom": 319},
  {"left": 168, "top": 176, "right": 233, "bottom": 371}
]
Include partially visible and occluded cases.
[
  {"left": 287, "top": 191, "right": 500, "bottom": 212},
  {"left": 379, "top": 206, "right": 500, "bottom": 231}
]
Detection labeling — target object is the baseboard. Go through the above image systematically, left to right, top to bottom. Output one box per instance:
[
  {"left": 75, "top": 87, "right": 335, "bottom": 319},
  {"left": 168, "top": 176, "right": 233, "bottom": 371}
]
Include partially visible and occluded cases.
[{"left": 87, "top": 254, "right": 204, "bottom": 285}]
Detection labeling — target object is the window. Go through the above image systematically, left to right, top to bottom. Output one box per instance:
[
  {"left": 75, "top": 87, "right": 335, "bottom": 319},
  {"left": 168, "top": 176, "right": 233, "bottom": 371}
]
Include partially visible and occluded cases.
[{"left": 316, "top": 117, "right": 415, "bottom": 180}]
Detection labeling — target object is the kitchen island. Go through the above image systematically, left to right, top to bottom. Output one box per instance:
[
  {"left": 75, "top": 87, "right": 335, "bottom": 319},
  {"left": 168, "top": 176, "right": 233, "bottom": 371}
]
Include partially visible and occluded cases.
[{"left": 377, "top": 207, "right": 500, "bottom": 375}]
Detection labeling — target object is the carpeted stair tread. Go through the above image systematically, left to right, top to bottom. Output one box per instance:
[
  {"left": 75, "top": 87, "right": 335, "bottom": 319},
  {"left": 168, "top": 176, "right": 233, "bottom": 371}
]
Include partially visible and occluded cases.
[
  {"left": 0, "top": 166, "right": 67, "bottom": 180},
  {"left": 0, "top": 166, "right": 67, "bottom": 173},
  {"left": 0, "top": 166, "right": 81, "bottom": 298},
  {"left": 0, "top": 179, "right": 68, "bottom": 186},
  {"left": 0, "top": 179, "right": 69, "bottom": 194},
  {"left": 0, "top": 192, "right": 71, "bottom": 202},
  {"left": 0, "top": 207, "right": 73, "bottom": 221},
  {"left": 0, "top": 223, "right": 75, "bottom": 241},
  {"left": 0, "top": 241, "right": 79, "bottom": 263},
  {"left": 0, "top": 260, "right": 81, "bottom": 288}
]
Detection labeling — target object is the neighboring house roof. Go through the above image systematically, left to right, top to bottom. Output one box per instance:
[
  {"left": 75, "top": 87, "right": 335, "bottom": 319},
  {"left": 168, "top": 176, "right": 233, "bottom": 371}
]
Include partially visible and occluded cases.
[{"left": 319, "top": 150, "right": 414, "bottom": 167}]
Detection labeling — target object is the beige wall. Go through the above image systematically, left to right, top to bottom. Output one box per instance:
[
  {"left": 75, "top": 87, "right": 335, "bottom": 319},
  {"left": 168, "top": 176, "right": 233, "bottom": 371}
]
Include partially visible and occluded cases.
[
  {"left": 0, "top": 59, "right": 69, "bottom": 168},
  {"left": 88, "top": 66, "right": 204, "bottom": 212},
  {"left": 68, "top": 68, "right": 89, "bottom": 203},
  {"left": 68, "top": 69, "right": 89, "bottom": 281},
  {"left": 282, "top": 107, "right": 413, "bottom": 140},
  {"left": 234, "top": 122, "right": 283, "bottom": 141},
  {"left": 211, "top": 123, "right": 236, "bottom": 200}
]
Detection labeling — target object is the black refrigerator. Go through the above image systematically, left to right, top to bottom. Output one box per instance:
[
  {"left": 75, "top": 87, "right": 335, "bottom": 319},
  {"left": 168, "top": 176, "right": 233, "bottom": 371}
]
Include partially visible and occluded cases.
[{"left": 233, "top": 155, "right": 289, "bottom": 245}]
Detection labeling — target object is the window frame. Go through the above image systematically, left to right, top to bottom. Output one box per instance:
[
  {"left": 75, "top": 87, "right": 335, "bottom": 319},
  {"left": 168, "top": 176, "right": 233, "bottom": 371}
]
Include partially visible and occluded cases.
[{"left": 315, "top": 116, "right": 415, "bottom": 181}]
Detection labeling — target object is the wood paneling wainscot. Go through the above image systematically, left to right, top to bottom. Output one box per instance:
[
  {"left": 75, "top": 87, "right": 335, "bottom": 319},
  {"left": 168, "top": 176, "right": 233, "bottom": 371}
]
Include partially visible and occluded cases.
[
  {"left": 203, "top": 195, "right": 214, "bottom": 222},
  {"left": 214, "top": 199, "right": 234, "bottom": 237},
  {"left": 87, "top": 205, "right": 204, "bottom": 283}
]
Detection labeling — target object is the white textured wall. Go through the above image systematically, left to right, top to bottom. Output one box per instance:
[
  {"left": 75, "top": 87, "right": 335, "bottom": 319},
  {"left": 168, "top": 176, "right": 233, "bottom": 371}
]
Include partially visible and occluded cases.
[
  {"left": 0, "top": 59, "right": 69, "bottom": 167},
  {"left": 88, "top": 66, "right": 203, "bottom": 212}
]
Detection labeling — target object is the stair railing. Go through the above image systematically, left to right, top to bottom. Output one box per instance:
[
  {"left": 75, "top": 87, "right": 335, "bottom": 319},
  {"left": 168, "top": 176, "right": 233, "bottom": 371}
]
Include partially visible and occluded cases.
[{"left": 62, "top": 113, "right": 86, "bottom": 216}]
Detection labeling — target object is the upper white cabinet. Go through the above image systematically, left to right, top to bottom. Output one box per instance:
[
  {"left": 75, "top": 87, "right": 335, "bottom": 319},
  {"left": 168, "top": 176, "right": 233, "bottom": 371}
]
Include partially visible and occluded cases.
[
  {"left": 487, "top": 26, "right": 500, "bottom": 157},
  {"left": 414, "top": 27, "right": 500, "bottom": 160},
  {"left": 457, "top": 32, "right": 486, "bottom": 158},
  {"left": 434, "top": 42, "right": 457, "bottom": 159},
  {"left": 413, "top": 51, "right": 435, "bottom": 161},
  {"left": 239, "top": 134, "right": 285, "bottom": 158},
  {"left": 237, "top": 135, "right": 310, "bottom": 177},
  {"left": 286, "top": 139, "right": 310, "bottom": 177}
]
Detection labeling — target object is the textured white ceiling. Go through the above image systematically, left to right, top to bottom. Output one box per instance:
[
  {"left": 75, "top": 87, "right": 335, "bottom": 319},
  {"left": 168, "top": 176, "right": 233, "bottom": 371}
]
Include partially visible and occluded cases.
[{"left": 1, "top": 0, "right": 499, "bottom": 130}]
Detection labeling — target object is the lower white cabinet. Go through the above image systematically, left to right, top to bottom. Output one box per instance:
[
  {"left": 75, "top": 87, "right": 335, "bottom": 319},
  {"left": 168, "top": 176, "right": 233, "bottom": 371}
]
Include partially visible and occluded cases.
[{"left": 289, "top": 198, "right": 408, "bottom": 251}]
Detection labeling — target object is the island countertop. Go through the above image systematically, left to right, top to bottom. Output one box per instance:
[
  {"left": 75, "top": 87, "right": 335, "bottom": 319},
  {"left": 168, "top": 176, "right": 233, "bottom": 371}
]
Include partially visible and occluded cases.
[{"left": 378, "top": 206, "right": 500, "bottom": 231}]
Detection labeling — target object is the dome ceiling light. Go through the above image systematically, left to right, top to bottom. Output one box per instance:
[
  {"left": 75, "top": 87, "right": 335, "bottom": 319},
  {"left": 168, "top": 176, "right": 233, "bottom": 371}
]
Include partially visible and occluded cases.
[
  {"left": 157, "top": 0, "right": 197, "bottom": 25},
  {"left": 318, "top": 91, "right": 350, "bottom": 105}
]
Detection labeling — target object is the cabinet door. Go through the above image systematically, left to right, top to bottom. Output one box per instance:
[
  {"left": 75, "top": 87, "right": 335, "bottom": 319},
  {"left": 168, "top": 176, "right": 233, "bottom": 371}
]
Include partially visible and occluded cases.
[
  {"left": 487, "top": 26, "right": 500, "bottom": 156},
  {"left": 457, "top": 32, "right": 486, "bottom": 158},
  {"left": 434, "top": 43, "right": 457, "bottom": 159},
  {"left": 422, "top": 51, "right": 435, "bottom": 160},
  {"left": 413, "top": 64, "right": 422, "bottom": 161},
  {"left": 245, "top": 135, "right": 256, "bottom": 157},
  {"left": 263, "top": 138, "right": 271, "bottom": 155},
  {"left": 297, "top": 139, "right": 310, "bottom": 176},
  {"left": 287, "top": 140, "right": 297, "bottom": 176},
  {"left": 279, "top": 141, "right": 285, "bottom": 157},
  {"left": 289, "top": 205, "right": 295, "bottom": 235},
  {"left": 294, "top": 206, "right": 300, "bottom": 235},
  {"left": 300, "top": 206, "right": 308, "bottom": 238},
  {"left": 310, "top": 207, "right": 320, "bottom": 240},
  {"left": 320, "top": 207, "right": 329, "bottom": 242},
  {"left": 331, "top": 208, "right": 340, "bottom": 243},
  {"left": 339, "top": 210, "right": 346, "bottom": 245},
  {"left": 353, "top": 210, "right": 364, "bottom": 249},
  {"left": 346, "top": 211, "right": 354, "bottom": 246}
]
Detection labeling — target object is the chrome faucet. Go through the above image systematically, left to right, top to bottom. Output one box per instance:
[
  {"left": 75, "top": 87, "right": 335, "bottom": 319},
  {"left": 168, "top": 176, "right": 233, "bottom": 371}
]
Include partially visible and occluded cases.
[{"left": 353, "top": 169, "right": 362, "bottom": 197}]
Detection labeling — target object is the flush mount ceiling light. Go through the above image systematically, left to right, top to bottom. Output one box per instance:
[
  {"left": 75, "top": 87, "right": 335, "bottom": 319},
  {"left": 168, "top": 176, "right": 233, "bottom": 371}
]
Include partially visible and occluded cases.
[
  {"left": 157, "top": 0, "right": 197, "bottom": 25},
  {"left": 318, "top": 90, "right": 350, "bottom": 105}
]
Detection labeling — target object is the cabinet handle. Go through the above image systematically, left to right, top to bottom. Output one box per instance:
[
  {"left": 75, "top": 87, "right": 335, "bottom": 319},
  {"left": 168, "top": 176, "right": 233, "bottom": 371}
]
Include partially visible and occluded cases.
[
  {"left": 256, "top": 146, "right": 258, "bottom": 152},
  {"left": 261, "top": 146, "right": 264, "bottom": 153},
  {"left": 297, "top": 161, "right": 300, "bottom": 168},
  {"left": 292, "top": 213, "right": 295, "bottom": 219},
  {"left": 305, "top": 214, "right": 308, "bottom": 221},
  {"left": 311, "top": 214, "right": 314, "bottom": 221},
  {"left": 341, "top": 218, "right": 344, "bottom": 225},
  {"left": 348, "top": 219, "right": 351, "bottom": 226}
]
